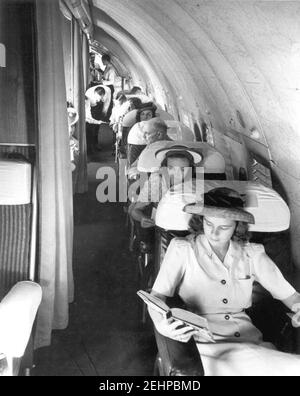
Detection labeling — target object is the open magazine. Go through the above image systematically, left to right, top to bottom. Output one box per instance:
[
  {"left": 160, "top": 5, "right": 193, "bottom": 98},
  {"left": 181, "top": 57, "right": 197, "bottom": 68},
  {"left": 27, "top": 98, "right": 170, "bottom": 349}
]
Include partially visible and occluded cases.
[{"left": 137, "top": 290, "right": 215, "bottom": 343}]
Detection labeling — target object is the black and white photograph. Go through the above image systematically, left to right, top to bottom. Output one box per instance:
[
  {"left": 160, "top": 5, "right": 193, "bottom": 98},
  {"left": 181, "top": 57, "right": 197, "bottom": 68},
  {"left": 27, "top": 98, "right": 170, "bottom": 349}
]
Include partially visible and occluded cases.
[{"left": 1, "top": 0, "right": 300, "bottom": 379}]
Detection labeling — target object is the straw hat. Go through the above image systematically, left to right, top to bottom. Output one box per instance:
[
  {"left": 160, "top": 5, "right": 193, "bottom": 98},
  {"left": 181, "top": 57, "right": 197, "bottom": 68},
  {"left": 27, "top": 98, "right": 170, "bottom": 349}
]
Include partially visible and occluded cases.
[
  {"left": 155, "top": 145, "right": 202, "bottom": 164},
  {"left": 184, "top": 187, "right": 255, "bottom": 224}
]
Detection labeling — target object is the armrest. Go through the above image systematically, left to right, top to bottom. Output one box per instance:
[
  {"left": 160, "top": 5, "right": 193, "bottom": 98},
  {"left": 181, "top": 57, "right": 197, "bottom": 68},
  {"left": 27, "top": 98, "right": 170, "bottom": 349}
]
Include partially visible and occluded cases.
[
  {"left": 127, "top": 166, "right": 139, "bottom": 180},
  {"left": 0, "top": 281, "right": 42, "bottom": 358},
  {"left": 246, "top": 297, "right": 296, "bottom": 353},
  {"left": 154, "top": 328, "right": 204, "bottom": 376},
  {"left": 0, "top": 354, "right": 9, "bottom": 376}
]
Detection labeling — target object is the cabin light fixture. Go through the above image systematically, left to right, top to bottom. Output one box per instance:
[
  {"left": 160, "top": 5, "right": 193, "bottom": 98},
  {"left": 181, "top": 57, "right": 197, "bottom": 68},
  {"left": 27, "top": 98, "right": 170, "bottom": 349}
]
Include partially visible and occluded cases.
[
  {"left": 0, "top": 43, "right": 6, "bottom": 68},
  {"left": 249, "top": 127, "right": 261, "bottom": 140}
]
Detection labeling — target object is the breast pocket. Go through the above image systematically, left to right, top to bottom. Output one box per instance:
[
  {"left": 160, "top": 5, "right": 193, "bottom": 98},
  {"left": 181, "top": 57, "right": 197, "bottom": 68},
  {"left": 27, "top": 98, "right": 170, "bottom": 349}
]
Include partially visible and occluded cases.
[{"left": 233, "top": 277, "right": 254, "bottom": 309}]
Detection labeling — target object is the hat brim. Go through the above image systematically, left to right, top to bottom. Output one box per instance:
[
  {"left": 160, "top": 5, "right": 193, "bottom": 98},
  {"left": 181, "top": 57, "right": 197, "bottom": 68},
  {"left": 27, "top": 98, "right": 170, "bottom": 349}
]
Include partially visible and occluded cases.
[
  {"left": 155, "top": 147, "right": 202, "bottom": 164},
  {"left": 184, "top": 204, "right": 255, "bottom": 224}
]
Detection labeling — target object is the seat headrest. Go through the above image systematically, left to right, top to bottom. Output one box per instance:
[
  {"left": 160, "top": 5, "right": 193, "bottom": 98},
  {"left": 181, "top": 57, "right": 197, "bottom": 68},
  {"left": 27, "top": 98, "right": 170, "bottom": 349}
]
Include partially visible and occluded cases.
[
  {"left": 122, "top": 109, "right": 138, "bottom": 128},
  {"left": 127, "top": 122, "right": 147, "bottom": 145},
  {"left": 137, "top": 141, "right": 226, "bottom": 174},
  {"left": 0, "top": 160, "right": 32, "bottom": 205},
  {"left": 155, "top": 181, "right": 290, "bottom": 232},
  {"left": 155, "top": 186, "right": 195, "bottom": 231}
]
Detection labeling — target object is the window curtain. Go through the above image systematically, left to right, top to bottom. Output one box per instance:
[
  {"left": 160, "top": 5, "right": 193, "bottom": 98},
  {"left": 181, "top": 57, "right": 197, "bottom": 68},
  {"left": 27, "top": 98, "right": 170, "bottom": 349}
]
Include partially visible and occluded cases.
[
  {"left": 35, "top": 0, "right": 74, "bottom": 348},
  {"left": 72, "top": 21, "right": 88, "bottom": 194},
  {"left": 82, "top": 33, "right": 91, "bottom": 91}
]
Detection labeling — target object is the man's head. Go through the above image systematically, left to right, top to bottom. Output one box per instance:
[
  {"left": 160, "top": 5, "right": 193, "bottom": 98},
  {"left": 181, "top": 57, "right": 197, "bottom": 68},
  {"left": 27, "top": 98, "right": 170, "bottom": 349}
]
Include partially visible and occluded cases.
[
  {"left": 102, "top": 54, "right": 111, "bottom": 66},
  {"left": 94, "top": 86, "right": 106, "bottom": 102},
  {"left": 128, "top": 97, "right": 142, "bottom": 110},
  {"left": 142, "top": 117, "right": 169, "bottom": 144}
]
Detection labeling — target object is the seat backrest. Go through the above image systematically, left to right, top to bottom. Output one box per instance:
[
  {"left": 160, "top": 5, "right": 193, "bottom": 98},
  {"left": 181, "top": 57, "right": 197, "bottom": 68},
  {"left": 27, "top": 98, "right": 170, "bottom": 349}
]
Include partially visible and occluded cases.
[
  {"left": 136, "top": 141, "right": 226, "bottom": 175},
  {"left": 127, "top": 144, "right": 146, "bottom": 166},
  {"left": 0, "top": 158, "right": 35, "bottom": 298},
  {"left": 154, "top": 181, "right": 292, "bottom": 282},
  {"left": 154, "top": 228, "right": 190, "bottom": 279}
]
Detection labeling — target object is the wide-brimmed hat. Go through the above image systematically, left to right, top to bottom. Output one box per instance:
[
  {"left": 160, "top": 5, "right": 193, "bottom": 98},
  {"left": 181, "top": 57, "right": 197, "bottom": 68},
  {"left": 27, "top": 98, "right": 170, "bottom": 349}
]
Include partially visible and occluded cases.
[
  {"left": 137, "top": 102, "right": 157, "bottom": 113},
  {"left": 155, "top": 145, "right": 202, "bottom": 165},
  {"left": 184, "top": 187, "right": 255, "bottom": 223}
]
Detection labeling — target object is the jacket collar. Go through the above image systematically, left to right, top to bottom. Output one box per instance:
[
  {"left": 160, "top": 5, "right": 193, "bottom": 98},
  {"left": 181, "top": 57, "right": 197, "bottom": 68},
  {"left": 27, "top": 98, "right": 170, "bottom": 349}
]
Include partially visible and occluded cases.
[{"left": 197, "top": 234, "right": 242, "bottom": 261}]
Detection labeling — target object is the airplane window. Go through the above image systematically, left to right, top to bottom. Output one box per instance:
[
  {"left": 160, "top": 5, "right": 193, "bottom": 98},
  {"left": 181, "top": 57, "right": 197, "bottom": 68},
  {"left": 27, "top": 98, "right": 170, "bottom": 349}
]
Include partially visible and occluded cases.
[
  {"left": 0, "top": 44, "right": 5, "bottom": 68},
  {"left": 193, "top": 122, "right": 202, "bottom": 142},
  {"left": 249, "top": 154, "right": 272, "bottom": 188},
  {"left": 239, "top": 167, "right": 248, "bottom": 181}
]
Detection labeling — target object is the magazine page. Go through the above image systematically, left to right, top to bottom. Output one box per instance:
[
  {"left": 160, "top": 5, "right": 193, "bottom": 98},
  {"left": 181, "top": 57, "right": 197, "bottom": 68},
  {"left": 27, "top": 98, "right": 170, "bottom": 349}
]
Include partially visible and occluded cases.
[{"left": 137, "top": 290, "right": 215, "bottom": 342}]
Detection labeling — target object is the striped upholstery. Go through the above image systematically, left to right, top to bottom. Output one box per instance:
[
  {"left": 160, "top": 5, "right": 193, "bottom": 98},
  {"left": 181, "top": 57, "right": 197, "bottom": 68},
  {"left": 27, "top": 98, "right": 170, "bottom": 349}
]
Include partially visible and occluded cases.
[
  {"left": 127, "top": 144, "right": 146, "bottom": 166},
  {"left": 0, "top": 204, "right": 32, "bottom": 299}
]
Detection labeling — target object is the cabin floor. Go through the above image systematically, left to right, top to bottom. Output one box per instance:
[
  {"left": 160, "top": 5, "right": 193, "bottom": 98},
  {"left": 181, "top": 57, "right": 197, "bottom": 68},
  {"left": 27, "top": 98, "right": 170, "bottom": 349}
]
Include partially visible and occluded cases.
[{"left": 33, "top": 127, "right": 157, "bottom": 376}]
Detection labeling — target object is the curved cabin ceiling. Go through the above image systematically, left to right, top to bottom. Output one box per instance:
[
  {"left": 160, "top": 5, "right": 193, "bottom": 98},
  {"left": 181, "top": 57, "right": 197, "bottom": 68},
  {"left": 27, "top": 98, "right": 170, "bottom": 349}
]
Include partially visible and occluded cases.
[{"left": 91, "top": 0, "right": 300, "bottom": 267}]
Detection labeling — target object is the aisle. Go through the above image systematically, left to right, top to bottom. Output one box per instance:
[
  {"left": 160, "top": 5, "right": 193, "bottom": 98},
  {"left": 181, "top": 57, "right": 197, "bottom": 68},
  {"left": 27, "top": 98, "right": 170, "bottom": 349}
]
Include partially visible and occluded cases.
[{"left": 34, "top": 142, "right": 156, "bottom": 376}]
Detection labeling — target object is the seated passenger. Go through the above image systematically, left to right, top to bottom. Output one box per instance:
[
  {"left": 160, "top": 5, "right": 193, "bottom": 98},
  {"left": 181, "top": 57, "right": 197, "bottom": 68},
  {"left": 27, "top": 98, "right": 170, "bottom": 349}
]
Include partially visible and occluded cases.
[
  {"left": 128, "top": 97, "right": 143, "bottom": 111},
  {"left": 121, "top": 103, "right": 157, "bottom": 152},
  {"left": 136, "top": 103, "right": 157, "bottom": 123},
  {"left": 127, "top": 117, "right": 172, "bottom": 166},
  {"left": 130, "top": 147, "right": 201, "bottom": 228},
  {"left": 148, "top": 187, "right": 300, "bottom": 376}
]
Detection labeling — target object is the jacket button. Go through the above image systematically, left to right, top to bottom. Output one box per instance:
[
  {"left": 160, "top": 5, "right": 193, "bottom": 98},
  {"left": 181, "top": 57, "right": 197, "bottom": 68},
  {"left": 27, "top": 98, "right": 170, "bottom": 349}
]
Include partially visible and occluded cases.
[
  {"left": 221, "top": 280, "right": 227, "bottom": 285},
  {"left": 222, "top": 298, "right": 228, "bottom": 304},
  {"left": 225, "top": 315, "right": 230, "bottom": 320},
  {"left": 235, "top": 332, "right": 241, "bottom": 338}
]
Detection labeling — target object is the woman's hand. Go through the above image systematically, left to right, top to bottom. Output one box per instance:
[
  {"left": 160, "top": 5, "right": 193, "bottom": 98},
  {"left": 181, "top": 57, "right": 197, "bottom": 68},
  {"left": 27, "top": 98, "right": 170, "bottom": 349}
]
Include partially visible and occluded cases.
[
  {"left": 141, "top": 216, "right": 155, "bottom": 228},
  {"left": 291, "top": 303, "right": 300, "bottom": 328},
  {"left": 155, "top": 317, "right": 198, "bottom": 343}
]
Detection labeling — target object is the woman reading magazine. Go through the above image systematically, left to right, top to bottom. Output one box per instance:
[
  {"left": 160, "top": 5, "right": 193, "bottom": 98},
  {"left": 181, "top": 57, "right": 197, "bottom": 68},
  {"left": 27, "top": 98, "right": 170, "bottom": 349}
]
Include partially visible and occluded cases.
[{"left": 148, "top": 187, "right": 300, "bottom": 376}]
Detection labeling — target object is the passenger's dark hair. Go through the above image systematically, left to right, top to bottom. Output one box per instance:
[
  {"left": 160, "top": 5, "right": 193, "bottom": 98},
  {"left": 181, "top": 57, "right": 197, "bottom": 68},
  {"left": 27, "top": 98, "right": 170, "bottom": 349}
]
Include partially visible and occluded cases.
[
  {"left": 102, "top": 54, "right": 111, "bottom": 63},
  {"left": 94, "top": 86, "right": 106, "bottom": 96},
  {"left": 130, "top": 86, "right": 142, "bottom": 94},
  {"left": 129, "top": 97, "right": 142, "bottom": 109},
  {"left": 136, "top": 102, "right": 157, "bottom": 122},
  {"left": 161, "top": 151, "right": 195, "bottom": 168},
  {"left": 204, "top": 173, "right": 227, "bottom": 180},
  {"left": 188, "top": 215, "right": 250, "bottom": 243}
]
